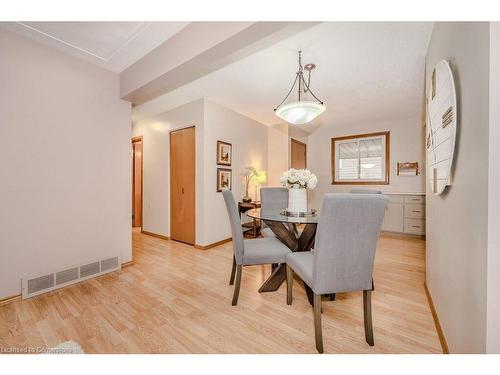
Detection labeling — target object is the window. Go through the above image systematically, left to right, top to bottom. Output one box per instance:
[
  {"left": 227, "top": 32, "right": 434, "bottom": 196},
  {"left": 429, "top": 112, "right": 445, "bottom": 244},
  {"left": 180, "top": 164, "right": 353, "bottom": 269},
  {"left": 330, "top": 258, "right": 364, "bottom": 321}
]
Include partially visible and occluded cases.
[{"left": 331, "top": 131, "right": 390, "bottom": 185}]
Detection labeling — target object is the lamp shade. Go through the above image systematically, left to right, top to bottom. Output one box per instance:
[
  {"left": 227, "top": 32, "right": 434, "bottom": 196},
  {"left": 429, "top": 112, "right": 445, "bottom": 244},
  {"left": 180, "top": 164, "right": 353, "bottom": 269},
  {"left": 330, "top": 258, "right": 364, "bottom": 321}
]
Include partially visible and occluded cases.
[
  {"left": 275, "top": 101, "right": 326, "bottom": 125},
  {"left": 251, "top": 170, "right": 267, "bottom": 186}
]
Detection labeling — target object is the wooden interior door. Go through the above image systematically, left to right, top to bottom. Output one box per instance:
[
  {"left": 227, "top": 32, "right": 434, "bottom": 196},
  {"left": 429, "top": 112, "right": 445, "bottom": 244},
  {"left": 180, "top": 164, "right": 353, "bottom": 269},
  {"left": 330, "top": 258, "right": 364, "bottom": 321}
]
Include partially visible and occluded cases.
[
  {"left": 170, "top": 127, "right": 196, "bottom": 245},
  {"left": 132, "top": 137, "right": 143, "bottom": 227},
  {"left": 291, "top": 138, "right": 307, "bottom": 169}
]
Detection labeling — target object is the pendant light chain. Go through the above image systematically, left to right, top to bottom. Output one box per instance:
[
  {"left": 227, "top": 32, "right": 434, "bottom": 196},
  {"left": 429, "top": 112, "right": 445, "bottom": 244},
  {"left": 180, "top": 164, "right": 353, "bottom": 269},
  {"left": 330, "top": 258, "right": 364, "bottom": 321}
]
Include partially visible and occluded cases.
[
  {"left": 274, "top": 51, "right": 324, "bottom": 111},
  {"left": 298, "top": 51, "right": 303, "bottom": 102},
  {"left": 274, "top": 73, "right": 299, "bottom": 111},
  {"left": 300, "top": 73, "right": 324, "bottom": 105}
]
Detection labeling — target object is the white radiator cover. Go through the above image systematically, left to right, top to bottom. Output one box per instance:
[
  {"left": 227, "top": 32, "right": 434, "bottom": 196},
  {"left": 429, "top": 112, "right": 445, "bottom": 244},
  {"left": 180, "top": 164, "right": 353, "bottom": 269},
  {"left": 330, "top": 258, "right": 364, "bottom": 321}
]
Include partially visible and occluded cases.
[{"left": 21, "top": 256, "right": 121, "bottom": 299}]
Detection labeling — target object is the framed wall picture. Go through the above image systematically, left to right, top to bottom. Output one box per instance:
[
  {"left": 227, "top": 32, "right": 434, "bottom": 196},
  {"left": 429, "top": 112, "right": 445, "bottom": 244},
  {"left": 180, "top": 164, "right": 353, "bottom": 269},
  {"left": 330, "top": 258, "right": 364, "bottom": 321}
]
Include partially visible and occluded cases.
[
  {"left": 217, "top": 140, "right": 232, "bottom": 166},
  {"left": 217, "top": 168, "right": 232, "bottom": 192}
]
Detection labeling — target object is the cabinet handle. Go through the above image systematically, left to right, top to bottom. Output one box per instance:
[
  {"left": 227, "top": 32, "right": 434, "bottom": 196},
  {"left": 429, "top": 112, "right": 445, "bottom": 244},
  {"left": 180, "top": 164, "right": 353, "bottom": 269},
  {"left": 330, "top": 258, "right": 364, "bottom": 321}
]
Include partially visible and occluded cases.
[
  {"left": 412, "top": 210, "right": 421, "bottom": 213},
  {"left": 412, "top": 225, "right": 421, "bottom": 228}
]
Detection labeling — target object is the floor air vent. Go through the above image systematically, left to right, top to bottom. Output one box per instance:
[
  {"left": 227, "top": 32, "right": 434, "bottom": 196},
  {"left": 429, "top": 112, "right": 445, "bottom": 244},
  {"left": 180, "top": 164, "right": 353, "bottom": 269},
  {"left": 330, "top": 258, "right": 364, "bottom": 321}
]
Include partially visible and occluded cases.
[
  {"left": 22, "top": 255, "right": 121, "bottom": 299},
  {"left": 101, "top": 257, "right": 119, "bottom": 272},
  {"left": 80, "top": 262, "right": 100, "bottom": 278},
  {"left": 56, "top": 267, "right": 79, "bottom": 286},
  {"left": 27, "top": 274, "right": 54, "bottom": 295}
]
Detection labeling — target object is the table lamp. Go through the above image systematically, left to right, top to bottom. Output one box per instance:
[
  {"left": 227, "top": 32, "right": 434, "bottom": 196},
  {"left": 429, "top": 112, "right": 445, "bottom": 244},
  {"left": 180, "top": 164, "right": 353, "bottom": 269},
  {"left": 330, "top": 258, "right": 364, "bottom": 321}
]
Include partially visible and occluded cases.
[
  {"left": 243, "top": 167, "right": 266, "bottom": 202},
  {"left": 252, "top": 170, "right": 267, "bottom": 202}
]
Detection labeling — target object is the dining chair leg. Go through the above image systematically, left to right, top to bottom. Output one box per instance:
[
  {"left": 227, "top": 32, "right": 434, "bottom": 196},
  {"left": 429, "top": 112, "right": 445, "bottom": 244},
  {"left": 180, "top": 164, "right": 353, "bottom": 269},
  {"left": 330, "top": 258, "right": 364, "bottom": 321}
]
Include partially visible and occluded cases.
[
  {"left": 229, "top": 255, "right": 236, "bottom": 285},
  {"left": 232, "top": 265, "right": 242, "bottom": 306},
  {"left": 286, "top": 265, "right": 293, "bottom": 305},
  {"left": 363, "top": 290, "right": 374, "bottom": 346},
  {"left": 313, "top": 293, "right": 324, "bottom": 353}
]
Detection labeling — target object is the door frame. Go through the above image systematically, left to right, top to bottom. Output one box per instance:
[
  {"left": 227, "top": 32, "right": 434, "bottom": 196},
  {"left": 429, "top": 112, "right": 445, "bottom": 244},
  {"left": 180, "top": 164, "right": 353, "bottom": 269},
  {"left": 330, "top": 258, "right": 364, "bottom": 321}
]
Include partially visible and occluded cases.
[
  {"left": 169, "top": 125, "right": 196, "bottom": 245},
  {"left": 132, "top": 136, "right": 143, "bottom": 228},
  {"left": 291, "top": 138, "right": 307, "bottom": 169}
]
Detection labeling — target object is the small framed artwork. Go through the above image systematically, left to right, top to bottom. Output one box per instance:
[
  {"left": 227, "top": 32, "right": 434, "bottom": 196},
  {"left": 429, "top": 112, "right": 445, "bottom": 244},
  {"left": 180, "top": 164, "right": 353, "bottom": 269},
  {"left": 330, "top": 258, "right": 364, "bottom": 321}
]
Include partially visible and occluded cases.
[
  {"left": 217, "top": 140, "right": 232, "bottom": 166},
  {"left": 217, "top": 168, "right": 232, "bottom": 192}
]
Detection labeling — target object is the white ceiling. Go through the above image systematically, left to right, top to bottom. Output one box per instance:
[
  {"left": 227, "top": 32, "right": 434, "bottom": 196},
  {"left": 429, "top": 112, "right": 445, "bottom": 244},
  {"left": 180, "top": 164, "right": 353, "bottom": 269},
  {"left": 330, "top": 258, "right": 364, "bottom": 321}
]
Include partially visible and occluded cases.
[
  {"left": 0, "top": 21, "right": 189, "bottom": 72},
  {"left": 134, "top": 22, "right": 433, "bottom": 133}
]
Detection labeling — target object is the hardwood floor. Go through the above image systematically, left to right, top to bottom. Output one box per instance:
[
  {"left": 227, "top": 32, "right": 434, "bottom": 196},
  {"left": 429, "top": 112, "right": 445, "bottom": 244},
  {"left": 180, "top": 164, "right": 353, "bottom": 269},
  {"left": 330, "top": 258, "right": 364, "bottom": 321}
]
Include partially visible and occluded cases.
[{"left": 0, "top": 230, "right": 442, "bottom": 353}]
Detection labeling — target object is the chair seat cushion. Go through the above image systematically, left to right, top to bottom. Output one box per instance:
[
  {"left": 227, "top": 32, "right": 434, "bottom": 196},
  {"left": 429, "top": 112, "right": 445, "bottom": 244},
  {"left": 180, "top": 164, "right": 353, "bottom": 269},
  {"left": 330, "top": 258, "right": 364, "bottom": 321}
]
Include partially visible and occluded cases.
[
  {"left": 261, "top": 227, "right": 275, "bottom": 238},
  {"left": 242, "top": 237, "right": 290, "bottom": 265},
  {"left": 286, "top": 251, "right": 314, "bottom": 287}
]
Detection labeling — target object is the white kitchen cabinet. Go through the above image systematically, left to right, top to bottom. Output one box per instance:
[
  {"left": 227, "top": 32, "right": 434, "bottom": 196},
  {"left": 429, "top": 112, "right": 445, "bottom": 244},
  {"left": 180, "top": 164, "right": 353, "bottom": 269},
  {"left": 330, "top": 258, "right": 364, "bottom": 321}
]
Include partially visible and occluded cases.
[
  {"left": 381, "top": 193, "right": 426, "bottom": 236},
  {"left": 382, "top": 202, "right": 404, "bottom": 232},
  {"left": 404, "top": 218, "right": 426, "bottom": 235}
]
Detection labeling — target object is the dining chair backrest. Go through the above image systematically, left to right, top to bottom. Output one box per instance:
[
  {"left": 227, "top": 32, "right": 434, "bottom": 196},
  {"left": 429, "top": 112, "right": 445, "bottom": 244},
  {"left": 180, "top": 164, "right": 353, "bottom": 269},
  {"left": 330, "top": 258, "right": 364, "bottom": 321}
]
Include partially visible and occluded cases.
[
  {"left": 260, "top": 187, "right": 289, "bottom": 214},
  {"left": 350, "top": 189, "right": 383, "bottom": 194},
  {"left": 222, "top": 190, "right": 245, "bottom": 264},
  {"left": 312, "top": 194, "right": 388, "bottom": 294}
]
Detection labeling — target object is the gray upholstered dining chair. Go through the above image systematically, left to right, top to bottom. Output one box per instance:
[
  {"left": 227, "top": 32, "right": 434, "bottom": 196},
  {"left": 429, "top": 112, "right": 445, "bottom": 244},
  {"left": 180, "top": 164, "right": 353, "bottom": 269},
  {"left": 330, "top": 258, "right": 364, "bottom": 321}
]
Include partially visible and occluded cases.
[
  {"left": 260, "top": 187, "right": 288, "bottom": 238},
  {"left": 222, "top": 189, "right": 291, "bottom": 305},
  {"left": 350, "top": 189, "right": 383, "bottom": 194},
  {"left": 285, "top": 193, "right": 388, "bottom": 353}
]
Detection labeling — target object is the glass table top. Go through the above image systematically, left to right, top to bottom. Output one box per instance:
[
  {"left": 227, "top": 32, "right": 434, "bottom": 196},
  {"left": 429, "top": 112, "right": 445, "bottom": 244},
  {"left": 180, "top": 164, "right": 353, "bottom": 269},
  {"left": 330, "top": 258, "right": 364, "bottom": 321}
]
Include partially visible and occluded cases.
[{"left": 245, "top": 208, "right": 319, "bottom": 224}]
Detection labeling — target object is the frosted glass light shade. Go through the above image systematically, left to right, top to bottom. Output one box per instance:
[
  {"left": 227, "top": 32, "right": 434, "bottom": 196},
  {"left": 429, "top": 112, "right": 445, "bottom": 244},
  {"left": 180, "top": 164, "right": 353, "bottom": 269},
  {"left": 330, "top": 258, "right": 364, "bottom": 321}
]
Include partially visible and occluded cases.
[
  {"left": 275, "top": 101, "right": 326, "bottom": 125},
  {"left": 251, "top": 170, "right": 267, "bottom": 186}
]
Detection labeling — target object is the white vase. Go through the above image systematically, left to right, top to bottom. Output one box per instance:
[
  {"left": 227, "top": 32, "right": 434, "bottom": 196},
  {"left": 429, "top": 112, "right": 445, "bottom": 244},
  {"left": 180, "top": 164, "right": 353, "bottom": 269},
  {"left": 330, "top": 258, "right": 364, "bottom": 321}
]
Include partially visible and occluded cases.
[{"left": 288, "top": 188, "right": 307, "bottom": 213}]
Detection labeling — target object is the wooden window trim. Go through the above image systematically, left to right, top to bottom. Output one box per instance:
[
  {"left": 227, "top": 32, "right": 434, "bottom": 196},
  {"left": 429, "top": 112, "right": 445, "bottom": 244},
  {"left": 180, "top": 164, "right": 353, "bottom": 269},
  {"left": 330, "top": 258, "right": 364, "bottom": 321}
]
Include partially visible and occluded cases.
[{"left": 331, "top": 131, "right": 390, "bottom": 185}]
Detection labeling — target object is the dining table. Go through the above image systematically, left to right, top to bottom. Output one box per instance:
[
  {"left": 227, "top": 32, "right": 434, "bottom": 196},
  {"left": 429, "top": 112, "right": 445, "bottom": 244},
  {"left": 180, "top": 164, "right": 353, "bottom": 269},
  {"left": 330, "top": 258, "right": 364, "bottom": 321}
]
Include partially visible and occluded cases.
[{"left": 245, "top": 207, "right": 333, "bottom": 305}]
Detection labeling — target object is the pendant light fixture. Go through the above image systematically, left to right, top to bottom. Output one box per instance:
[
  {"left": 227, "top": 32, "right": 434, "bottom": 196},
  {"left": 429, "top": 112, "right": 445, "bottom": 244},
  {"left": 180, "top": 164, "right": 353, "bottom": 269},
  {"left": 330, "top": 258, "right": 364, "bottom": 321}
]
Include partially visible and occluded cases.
[{"left": 274, "top": 51, "right": 326, "bottom": 125}]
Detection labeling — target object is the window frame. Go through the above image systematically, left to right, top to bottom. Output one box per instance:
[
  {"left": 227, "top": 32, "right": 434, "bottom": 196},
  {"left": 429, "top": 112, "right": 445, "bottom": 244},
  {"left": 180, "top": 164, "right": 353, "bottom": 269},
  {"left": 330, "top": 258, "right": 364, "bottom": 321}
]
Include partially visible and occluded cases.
[{"left": 331, "top": 131, "right": 390, "bottom": 185}]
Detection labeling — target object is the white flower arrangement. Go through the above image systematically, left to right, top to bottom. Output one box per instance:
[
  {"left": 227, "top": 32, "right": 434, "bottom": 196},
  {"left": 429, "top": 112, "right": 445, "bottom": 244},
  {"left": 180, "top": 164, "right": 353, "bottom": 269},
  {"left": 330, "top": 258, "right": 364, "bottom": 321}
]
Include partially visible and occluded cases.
[{"left": 279, "top": 168, "right": 318, "bottom": 189}]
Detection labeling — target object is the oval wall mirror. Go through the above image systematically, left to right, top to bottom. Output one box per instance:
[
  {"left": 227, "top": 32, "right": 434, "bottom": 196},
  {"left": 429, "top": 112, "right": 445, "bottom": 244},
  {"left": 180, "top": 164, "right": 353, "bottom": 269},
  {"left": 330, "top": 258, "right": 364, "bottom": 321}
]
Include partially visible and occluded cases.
[{"left": 426, "top": 59, "right": 458, "bottom": 195}]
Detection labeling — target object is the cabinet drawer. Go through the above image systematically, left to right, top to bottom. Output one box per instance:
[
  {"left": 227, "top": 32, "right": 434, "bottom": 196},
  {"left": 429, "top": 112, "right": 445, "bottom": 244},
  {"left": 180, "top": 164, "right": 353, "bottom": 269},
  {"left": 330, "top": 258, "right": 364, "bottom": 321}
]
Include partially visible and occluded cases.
[
  {"left": 404, "top": 195, "right": 425, "bottom": 204},
  {"left": 404, "top": 204, "right": 425, "bottom": 219},
  {"left": 404, "top": 218, "right": 425, "bottom": 235}
]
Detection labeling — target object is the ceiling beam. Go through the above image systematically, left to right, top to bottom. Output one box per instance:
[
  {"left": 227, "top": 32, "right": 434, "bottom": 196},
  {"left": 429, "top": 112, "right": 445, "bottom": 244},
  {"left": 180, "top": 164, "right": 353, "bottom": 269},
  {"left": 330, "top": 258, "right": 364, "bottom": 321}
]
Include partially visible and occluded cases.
[{"left": 120, "top": 21, "right": 319, "bottom": 105}]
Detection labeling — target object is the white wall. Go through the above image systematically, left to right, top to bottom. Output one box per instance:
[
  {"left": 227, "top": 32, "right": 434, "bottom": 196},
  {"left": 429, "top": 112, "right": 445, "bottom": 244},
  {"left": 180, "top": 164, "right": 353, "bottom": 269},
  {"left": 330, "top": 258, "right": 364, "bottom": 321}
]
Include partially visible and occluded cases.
[
  {"left": 425, "top": 22, "right": 490, "bottom": 353},
  {"left": 487, "top": 22, "right": 500, "bottom": 354},
  {"left": 0, "top": 29, "right": 132, "bottom": 299},
  {"left": 132, "top": 99, "right": 205, "bottom": 241},
  {"left": 132, "top": 99, "right": 268, "bottom": 246},
  {"left": 203, "top": 100, "right": 268, "bottom": 245},
  {"left": 308, "top": 117, "right": 425, "bottom": 208},
  {"left": 267, "top": 123, "right": 289, "bottom": 186}
]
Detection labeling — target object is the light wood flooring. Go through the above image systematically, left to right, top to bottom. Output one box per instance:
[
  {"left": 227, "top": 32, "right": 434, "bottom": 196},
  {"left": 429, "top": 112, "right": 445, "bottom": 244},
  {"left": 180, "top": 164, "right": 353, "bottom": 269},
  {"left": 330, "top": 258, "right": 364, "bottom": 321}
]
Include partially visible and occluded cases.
[{"left": 0, "top": 230, "right": 442, "bottom": 353}]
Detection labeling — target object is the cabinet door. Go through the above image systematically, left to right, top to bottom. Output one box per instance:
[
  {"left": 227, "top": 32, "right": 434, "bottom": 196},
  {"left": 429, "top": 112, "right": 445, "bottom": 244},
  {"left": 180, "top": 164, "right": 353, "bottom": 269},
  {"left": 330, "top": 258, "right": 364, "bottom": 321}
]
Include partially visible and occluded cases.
[{"left": 383, "top": 202, "right": 404, "bottom": 233}]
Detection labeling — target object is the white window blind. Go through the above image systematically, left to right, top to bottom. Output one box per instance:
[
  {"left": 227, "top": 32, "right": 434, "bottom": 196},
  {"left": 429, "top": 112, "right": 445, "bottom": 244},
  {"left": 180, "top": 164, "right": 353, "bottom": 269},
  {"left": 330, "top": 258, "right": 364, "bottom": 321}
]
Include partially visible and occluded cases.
[
  {"left": 333, "top": 132, "right": 389, "bottom": 184},
  {"left": 359, "top": 138, "right": 383, "bottom": 180},
  {"left": 338, "top": 142, "right": 359, "bottom": 179}
]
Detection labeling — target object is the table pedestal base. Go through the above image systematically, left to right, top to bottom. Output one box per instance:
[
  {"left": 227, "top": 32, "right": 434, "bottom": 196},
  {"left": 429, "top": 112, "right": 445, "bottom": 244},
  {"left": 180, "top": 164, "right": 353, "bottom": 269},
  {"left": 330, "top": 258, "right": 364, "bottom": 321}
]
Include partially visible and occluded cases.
[
  {"left": 258, "top": 221, "right": 323, "bottom": 306},
  {"left": 258, "top": 264, "right": 286, "bottom": 293}
]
